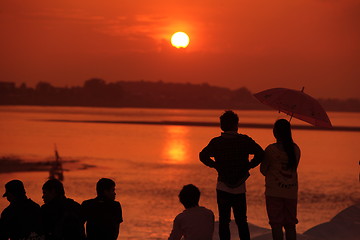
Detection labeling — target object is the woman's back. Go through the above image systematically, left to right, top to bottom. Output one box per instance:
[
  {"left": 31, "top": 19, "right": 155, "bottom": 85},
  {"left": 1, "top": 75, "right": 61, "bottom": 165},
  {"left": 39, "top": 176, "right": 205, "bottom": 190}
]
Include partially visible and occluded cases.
[{"left": 261, "top": 142, "right": 300, "bottom": 199}]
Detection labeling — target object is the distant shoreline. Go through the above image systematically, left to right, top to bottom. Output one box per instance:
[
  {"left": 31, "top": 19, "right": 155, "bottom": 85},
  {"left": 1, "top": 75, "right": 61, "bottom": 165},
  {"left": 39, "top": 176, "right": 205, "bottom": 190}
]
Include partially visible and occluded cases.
[
  {"left": 1, "top": 79, "right": 360, "bottom": 112},
  {"left": 1, "top": 104, "right": 360, "bottom": 113},
  {"left": 40, "top": 119, "right": 360, "bottom": 132},
  {"left": 0, "top": 156, "right": 94, "bottom": 174}
]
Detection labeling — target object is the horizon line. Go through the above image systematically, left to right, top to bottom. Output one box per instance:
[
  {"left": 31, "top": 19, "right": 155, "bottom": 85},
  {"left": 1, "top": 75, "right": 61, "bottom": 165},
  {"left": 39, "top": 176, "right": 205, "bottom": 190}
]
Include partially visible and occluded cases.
[{"left": 38, "top": 119, "right": 360, "bottom": 132}]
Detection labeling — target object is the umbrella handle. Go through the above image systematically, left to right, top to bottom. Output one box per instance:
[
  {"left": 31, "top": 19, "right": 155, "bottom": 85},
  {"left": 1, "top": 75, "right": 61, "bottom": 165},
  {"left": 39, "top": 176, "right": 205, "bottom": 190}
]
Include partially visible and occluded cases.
[
  {"left": 288, "top": 86, "right": 304, "bottom": 122},
  {"left": 289, "top": 86, "right": 304, "bottom": 122}
]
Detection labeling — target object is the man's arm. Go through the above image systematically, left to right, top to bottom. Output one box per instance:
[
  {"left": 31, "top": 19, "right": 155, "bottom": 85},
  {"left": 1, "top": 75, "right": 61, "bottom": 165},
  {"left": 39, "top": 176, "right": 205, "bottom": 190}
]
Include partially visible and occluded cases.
[
  {"left": 248, "top": 140, "right": 265, "bottom": 169},
  {"left": 199, "top": 142, "right": 216, "bottom": 169},
  {"left": 260, "top": 147, "right": 270, "bottom": 176},
  {"left": 80, "top": 201, "right": 88, "bottom": 225},
  {"left": 116, "top": 202, "right": 123, "bottom": 224},
  {"left": 0, "top": 210, "right": 10, "bottom": 240},
  {"left": 168, "top": 217, "right": 182, "bottom": 240}
]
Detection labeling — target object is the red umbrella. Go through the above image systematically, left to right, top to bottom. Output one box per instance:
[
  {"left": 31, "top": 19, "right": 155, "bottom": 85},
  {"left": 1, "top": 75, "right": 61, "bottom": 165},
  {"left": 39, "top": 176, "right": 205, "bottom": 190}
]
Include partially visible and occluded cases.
[{"left": 254, "top": 87, "right": 332, "bottom": 128}]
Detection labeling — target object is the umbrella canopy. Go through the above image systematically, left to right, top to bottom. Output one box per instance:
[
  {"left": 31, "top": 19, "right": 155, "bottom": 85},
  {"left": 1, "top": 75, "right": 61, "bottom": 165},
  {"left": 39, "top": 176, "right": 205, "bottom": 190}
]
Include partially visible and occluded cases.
[{"left": 254, "top": 87, "right": 332, "bottom": 128}]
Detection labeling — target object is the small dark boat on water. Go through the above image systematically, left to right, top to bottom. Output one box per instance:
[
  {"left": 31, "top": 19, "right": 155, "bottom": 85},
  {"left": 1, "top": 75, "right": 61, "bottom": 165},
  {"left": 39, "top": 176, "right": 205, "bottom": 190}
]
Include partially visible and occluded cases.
[{"left": 49, "top": 145, "right": 64, "bottom": 181}]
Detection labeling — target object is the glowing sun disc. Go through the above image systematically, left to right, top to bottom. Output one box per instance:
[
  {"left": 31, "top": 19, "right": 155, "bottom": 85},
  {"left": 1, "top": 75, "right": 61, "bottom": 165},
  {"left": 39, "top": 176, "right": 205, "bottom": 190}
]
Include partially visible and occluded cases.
[{"left": 171, "top": 32, "right": 190, "bottom": 48}]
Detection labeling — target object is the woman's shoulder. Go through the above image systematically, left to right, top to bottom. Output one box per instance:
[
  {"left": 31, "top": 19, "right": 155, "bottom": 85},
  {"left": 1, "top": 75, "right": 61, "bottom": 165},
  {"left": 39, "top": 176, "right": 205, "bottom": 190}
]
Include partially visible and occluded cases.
[{"left": 265, "top": 143, "right": 278, "bottom": 151}]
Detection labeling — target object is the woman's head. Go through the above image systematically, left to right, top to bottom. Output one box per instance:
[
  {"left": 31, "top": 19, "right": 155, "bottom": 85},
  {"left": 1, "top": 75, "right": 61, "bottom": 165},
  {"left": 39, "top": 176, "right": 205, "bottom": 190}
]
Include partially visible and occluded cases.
[
  {"left": 273, "top": 118, "right": 292, "bottom": 142},
  {"left": 273, "top": 119, "right": 297, "bottom": 170}
]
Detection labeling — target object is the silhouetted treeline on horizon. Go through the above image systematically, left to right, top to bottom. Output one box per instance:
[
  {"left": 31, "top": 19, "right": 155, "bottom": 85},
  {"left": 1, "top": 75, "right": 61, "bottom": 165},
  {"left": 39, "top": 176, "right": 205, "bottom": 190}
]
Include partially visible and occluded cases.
[{"left": 1, "top": 79, "right": 360, "bottom": 112}]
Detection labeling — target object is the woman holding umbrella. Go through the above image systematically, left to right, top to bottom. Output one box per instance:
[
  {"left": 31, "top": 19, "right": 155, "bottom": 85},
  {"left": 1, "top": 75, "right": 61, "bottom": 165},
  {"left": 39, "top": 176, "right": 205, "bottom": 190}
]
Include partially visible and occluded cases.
[{"left": 260, "top": 119, "right": 301, "bottom": 240}]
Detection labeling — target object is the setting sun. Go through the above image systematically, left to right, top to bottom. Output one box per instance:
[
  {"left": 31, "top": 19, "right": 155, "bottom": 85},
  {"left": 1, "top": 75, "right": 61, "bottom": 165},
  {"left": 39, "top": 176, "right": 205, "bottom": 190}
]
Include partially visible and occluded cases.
[{"left": 171, "top": 32, "right": 190, "bottom": 48}]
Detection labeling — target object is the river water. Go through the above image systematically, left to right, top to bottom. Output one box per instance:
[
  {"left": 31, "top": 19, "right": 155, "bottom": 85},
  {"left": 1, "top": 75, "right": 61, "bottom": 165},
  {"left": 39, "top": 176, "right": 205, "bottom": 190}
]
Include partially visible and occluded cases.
[{"left": 0, "top": 106, "right": 359, "bottom": 239}]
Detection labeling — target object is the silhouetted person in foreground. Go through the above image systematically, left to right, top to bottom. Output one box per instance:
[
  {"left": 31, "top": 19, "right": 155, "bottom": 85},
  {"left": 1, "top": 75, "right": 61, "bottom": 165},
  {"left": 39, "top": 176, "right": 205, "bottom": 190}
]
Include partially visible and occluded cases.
[
  {"left": 200, "top": 110, "right": 264, "bottom": 240},
  {"left": 260, "top": 119, "right": 301, "bottom": 240},
  {"left": 81, "top": 178, "right": 123, "bottom": 240},
  {"left": 41, "top": 179, "right": 85, "bottom": 240},
  {"left": 0, "top": 180, "right": 44, "bottom": 240},
  {"left": 168, "top": 184, "right": 214, "bottom": 240}
]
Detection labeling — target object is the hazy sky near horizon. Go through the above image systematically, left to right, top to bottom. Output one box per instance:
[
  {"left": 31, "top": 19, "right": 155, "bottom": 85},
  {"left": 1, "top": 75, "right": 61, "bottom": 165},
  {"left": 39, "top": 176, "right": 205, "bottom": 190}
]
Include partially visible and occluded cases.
[{"left": 1, "top": 0, "right": 359, "bottom": 99}]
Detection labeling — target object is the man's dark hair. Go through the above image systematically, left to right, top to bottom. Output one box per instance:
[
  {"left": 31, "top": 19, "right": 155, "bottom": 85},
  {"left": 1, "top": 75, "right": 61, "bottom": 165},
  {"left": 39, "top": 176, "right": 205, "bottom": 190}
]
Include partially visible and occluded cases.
[
  {"left": 220, "top": 110, "right": 239, "bottom": 131},
  {"left": 96, "top": 178, "right": 115, "bottom": 196},
  {"left": 42, "top": 179, "right": 65, "bottom": 197},
  {"left": 178, "top": 184, "right": 200, "bottom": 209}
]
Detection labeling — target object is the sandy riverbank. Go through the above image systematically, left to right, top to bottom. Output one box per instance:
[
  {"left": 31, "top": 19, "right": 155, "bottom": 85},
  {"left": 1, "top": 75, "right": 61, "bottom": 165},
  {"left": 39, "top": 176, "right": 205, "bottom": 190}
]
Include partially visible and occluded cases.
[{"left": 215, "top": 203, "right": 360, "bottom": 240}]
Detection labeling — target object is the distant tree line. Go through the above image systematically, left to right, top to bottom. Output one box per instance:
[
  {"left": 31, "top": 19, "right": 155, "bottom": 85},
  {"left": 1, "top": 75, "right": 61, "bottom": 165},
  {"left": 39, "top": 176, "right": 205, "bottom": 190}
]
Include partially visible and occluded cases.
[{"left": 0, "top": 79, "right": 359, "bottom": 112}]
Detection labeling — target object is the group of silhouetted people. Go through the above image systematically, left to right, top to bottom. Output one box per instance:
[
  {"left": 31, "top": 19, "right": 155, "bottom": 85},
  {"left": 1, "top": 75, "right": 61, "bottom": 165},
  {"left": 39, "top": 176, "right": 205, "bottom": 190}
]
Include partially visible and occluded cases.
[
  {"left": 1, "top": 110, "right": 300, "bottom": 240},
  {"left": 169, "top": 111, "right": 300, "bottom": 240},
  {"left": 0, "top": 178, "right": 122, "bottom": 240}
]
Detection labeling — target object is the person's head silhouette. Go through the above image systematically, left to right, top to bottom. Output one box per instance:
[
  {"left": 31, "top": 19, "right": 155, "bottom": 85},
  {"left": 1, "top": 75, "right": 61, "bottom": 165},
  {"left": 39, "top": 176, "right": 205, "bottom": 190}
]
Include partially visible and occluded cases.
[
  {"left": 220, "top": 110, "right": 239, "bottom": 132},
  {"left": 273, "top": 118, "right": 292, "bottom": 142},
  {"left": 273, "top": 118, "right": 297, "bottom": 170},
  {"left": 96, "top": 178, "right": 116, "bottom": 201},
  {"left": 42, "top": 179, "right": 65, "bottom": 203},
  {"left": 3, "top": 180, "right": 26, "bottom": 202},
  {"left": 178, "top": 184, "right": 200, "bottom": 209}
]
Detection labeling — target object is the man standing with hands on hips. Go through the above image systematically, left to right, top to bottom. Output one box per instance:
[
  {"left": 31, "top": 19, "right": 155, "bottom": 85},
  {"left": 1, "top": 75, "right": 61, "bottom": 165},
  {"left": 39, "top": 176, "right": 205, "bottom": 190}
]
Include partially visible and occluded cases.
[{"left": 200, "top": 110, "right": 264, "bottom": 240}]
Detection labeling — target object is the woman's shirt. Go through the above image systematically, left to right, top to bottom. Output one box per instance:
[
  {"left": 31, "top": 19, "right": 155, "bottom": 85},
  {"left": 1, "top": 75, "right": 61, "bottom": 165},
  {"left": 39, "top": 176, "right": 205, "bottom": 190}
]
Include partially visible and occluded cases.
[{"left": 260, "top": 143, "right": 301, "bottom": 199}]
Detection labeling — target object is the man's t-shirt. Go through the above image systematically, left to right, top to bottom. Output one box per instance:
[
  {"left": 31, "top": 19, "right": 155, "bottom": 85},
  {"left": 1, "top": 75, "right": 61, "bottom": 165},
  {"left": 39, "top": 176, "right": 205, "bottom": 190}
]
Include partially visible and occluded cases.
[
  {"left": 81, "top": 197, "right": 123, "bottom": 240},
  {"left": 168, "top": 206, "right": 214, "bottom": 240}
]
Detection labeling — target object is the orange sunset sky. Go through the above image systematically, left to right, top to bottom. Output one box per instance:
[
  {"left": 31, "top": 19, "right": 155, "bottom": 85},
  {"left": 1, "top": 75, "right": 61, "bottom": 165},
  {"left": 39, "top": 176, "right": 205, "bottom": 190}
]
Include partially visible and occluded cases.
[{"left": 1, "top": 0, "right": 359, "bottom": 99}]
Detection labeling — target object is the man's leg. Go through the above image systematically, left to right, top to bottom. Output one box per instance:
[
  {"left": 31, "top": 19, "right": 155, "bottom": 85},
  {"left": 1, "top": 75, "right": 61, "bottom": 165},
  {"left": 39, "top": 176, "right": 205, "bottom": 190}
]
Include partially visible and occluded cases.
[
  {"left": 217, "top": 190, "right": 232, "bottom": 240},
  {"left": 232, "top": 193, "right": 250, "bottom": 240},
  {"left": 284, "top": 225, "right": 296, "bottom": 240},
  {"left": 271, "top": 226, "right": 284, "bottom": 240}
]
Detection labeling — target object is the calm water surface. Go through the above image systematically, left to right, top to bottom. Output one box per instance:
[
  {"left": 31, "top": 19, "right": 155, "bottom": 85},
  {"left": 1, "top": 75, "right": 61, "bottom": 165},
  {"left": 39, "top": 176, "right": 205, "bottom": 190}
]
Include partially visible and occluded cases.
[{"left": 0, "top": 106, "right": 359, "bottom": 239}]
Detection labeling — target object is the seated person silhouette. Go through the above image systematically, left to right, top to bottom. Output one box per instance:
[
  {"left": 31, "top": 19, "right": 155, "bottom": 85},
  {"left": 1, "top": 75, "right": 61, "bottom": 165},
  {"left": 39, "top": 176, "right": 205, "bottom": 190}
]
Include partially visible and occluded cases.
[
  {"left": 81, "top": 178, "right": 123, "bottom": 240},
  {"left": 41, "top": 179, "right": 85, "bottom": 240},
  {"left": 0, "top": 180, "right": 44, "bottom": 240},
  {"left": 168, "top": 184, "right": 214, "bottom": 240}
]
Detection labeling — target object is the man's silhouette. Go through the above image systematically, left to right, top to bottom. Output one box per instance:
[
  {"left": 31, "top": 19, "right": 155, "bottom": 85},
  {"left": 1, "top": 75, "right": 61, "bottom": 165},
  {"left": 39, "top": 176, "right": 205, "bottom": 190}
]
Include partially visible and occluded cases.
[
  {"left": 200, "top": 110, "right": 264, "bottom": 240},
  {"left": 81, "top": 178, "right": 123, "bottom": 240},
  {"left": 41, "top": 179, "right": 85, "bottom": 240},
  {"left": 0, "top": 180, "right": 44, "bottom": 240},
  {"left": 168, "top": 184, "right": 214, "bottom": 240}
]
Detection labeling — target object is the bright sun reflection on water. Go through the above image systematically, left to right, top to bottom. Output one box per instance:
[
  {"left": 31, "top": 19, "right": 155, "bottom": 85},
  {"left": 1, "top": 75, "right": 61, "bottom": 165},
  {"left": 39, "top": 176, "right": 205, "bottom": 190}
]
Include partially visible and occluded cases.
[{"left": 163, "top": 126, "right": 189, "bottom": 164}]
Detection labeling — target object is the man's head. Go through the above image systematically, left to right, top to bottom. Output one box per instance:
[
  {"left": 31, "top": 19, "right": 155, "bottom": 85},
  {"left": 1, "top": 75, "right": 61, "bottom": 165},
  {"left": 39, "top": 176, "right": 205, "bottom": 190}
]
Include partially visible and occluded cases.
[
  {"left": 220, "top": 110, "right": 239, "bottom": 132},
  {"left": 96, "top": 178, "right": 116, "bottom": 200},
  {"left": 42, "top": 179, "right": 65, "bottom": 204},
  {"left": 3, "top": 180, "right": 26, "bottom": 202},
  {"left": 178, "top": 184, "right": 200, "bottom": 209}
]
